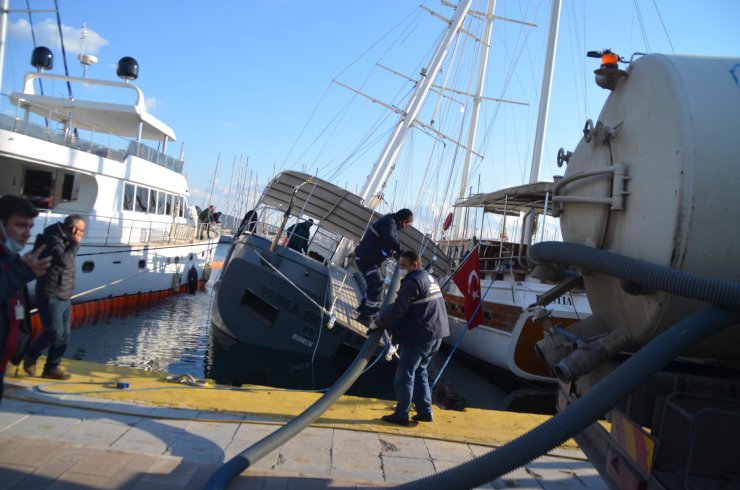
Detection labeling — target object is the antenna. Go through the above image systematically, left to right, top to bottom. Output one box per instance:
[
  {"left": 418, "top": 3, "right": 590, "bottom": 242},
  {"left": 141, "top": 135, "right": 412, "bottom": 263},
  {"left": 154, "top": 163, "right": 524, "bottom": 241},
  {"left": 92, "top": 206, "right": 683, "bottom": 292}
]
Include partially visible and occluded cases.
[{"left": 77, "top": 22, "right": 98, "bottom": 78}]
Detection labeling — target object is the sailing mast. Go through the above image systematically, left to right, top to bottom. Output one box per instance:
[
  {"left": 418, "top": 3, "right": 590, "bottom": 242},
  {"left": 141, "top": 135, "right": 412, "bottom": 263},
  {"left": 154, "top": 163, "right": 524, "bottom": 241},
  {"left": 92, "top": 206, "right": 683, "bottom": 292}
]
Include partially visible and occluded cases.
[
  {"left": 359, "top": 0, "right": 475, "bottom": 210},
  {"left": 452, "top": 0, "right": 497, "bottom": 239},
  {"left": 529, "top": 0, "right": 562, "bottom": 184}
]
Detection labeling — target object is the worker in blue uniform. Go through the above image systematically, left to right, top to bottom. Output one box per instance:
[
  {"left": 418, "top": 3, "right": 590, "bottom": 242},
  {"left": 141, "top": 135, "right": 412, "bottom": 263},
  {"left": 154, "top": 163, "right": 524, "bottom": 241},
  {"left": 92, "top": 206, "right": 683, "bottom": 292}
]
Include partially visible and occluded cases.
[
  {"left": 353, "top": 209, "right": 413, "bottom": 323},
  {"left": 369, "top": 249, "right": 449, "bottom": 426}
]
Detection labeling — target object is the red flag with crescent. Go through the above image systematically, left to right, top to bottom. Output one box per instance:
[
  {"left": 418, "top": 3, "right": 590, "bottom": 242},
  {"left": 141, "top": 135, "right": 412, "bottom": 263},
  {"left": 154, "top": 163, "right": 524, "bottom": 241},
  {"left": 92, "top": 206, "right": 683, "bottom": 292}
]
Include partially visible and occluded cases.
[{"left": 453, "top": 247, "right": 483, "bottom": 329}]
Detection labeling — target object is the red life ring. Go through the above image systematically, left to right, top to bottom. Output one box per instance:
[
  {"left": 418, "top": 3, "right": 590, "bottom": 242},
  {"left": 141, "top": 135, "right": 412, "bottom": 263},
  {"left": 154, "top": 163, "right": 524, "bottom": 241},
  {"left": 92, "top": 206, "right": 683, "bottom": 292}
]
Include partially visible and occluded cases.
[{"left": 442, "top": 212, "right": 453, "bottom": 231}]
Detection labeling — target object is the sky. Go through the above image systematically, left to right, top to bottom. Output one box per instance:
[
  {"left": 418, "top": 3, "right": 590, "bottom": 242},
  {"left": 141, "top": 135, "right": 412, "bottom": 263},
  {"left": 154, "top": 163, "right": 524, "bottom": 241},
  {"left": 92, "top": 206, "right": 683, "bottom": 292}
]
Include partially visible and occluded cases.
[{"left": 2, "top": 0, "right": 739, "bottom": 236}]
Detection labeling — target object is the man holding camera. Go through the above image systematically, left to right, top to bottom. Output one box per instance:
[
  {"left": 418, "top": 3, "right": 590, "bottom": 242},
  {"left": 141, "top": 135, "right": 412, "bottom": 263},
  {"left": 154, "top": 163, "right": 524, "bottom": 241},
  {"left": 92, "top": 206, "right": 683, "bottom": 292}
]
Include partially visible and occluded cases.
[{"left": 23, "top": 215, "right": 85, "bottom": 380}]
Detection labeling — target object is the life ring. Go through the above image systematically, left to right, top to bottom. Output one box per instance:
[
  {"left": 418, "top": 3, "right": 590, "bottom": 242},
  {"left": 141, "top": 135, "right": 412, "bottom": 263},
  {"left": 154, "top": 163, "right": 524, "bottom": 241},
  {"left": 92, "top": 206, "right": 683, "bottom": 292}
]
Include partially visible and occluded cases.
[{"left": 442, "top": 212, "right": 453, "bottom": 231}]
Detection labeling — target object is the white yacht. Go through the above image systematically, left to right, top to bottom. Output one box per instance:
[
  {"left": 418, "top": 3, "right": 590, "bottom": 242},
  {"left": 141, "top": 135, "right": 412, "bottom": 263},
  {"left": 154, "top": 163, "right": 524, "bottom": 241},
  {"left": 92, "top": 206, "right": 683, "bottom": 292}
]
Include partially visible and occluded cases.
[{"left": 0, "top": 42, "right": 218, "bottom": 321}]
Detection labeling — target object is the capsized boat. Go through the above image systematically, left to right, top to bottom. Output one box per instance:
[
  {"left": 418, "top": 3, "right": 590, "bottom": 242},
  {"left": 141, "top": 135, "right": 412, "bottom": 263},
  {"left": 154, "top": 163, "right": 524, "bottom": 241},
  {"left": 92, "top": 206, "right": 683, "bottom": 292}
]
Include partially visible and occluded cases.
[{"left": 211, "top": 170, "right": 450, "bottom": 357}]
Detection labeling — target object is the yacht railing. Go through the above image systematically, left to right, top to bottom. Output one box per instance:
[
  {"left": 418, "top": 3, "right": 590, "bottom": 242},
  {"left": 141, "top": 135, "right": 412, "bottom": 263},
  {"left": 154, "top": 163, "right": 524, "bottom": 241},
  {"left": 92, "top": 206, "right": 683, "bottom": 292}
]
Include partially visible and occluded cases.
[
  {"left": 0, "top": 112, "right": 183, "bottom": 173},
  {"left": 32, "top": 210, "right": 209, "bottom": 247}
]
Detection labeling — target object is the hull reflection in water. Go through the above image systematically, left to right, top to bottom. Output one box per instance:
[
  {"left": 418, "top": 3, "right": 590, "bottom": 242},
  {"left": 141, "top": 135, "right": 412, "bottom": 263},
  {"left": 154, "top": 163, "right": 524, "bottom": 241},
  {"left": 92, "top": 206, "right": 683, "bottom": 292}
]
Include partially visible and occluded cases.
[{"left": 205, "top": 326, "right": 398, "bottom": 400}]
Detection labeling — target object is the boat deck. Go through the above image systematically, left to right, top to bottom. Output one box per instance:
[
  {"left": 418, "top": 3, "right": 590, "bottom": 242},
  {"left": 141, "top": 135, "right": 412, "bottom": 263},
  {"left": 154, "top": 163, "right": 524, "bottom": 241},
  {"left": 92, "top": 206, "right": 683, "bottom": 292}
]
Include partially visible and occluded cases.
[{"left": 327, "top": 264, "right": 368, "bottom": 336}]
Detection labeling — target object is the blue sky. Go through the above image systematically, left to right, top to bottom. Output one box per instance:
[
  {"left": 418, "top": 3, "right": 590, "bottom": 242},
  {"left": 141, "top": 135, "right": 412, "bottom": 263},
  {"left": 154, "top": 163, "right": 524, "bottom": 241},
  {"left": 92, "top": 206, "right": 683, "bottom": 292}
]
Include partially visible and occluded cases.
[{"left": 2, "top": 0, "right": 739, "bottom": 233}]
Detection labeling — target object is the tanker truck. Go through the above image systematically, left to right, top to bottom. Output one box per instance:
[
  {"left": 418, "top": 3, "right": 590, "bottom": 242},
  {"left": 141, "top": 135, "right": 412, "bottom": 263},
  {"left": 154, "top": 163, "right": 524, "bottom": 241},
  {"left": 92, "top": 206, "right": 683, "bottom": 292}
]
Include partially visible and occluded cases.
[{"left": 530, "top": 52, "right": 740, "bottom": 489}]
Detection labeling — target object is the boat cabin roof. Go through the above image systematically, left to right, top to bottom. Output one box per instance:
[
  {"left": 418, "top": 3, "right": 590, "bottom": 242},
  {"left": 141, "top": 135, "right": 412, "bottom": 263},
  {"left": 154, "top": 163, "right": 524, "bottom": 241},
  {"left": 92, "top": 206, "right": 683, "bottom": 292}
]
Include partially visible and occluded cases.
[
  {"left": 9, "top": 73, "right": 176, "bottom": 141},
  {"left": 262, "top": 171, "right": 452, "bottom": 277},
  {"left": 454, "top": 181, "right": 558, "bottom": 217}
]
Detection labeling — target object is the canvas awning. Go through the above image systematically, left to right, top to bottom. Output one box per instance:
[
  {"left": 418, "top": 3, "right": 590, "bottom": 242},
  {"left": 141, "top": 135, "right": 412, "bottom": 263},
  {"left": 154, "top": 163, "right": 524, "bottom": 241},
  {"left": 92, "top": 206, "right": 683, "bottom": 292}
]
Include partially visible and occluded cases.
[
  {"left": 260, "top": 171, "right": 451, "bottom": 277},
  {"left": 454, "top": 181, "right": 558, "bottom": 217}
]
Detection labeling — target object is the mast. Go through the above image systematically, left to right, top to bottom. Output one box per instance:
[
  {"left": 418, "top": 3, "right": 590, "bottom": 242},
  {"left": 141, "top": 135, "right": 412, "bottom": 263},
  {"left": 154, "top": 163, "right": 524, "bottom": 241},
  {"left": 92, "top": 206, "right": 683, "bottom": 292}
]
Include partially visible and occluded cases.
[
  {"left": 0, "top": 0, "right": 9, "bottom": 98},
  {"left": 359, "top": 0, "right": 475, "bottom": 210},
  {"left": 452, "top": 0, "right": 497, "bottom": 239},
  {"left": 528, "top": 0, "right": 562, "bottom": 183}
]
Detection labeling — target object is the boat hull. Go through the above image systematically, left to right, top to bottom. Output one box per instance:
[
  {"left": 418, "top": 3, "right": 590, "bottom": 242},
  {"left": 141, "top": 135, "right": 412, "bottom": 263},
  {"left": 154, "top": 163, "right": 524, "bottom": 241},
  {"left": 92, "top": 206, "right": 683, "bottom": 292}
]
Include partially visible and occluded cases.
[{"left": 212, "top": 235, "right": 363, "bottom": 357}]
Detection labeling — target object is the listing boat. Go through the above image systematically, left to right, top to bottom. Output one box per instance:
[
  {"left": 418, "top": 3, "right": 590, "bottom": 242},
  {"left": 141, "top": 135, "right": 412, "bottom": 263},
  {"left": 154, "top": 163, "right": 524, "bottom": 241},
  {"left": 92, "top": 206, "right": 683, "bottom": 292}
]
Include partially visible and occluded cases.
[
  {"left": 214, "top": 0, "right": 585, "bottom": 370},
  {"left": 0, "top": 18, "right": 218, "bottom": 321},
  {"left": 211, "top": 170, "right": 450, "bottom": 357}
]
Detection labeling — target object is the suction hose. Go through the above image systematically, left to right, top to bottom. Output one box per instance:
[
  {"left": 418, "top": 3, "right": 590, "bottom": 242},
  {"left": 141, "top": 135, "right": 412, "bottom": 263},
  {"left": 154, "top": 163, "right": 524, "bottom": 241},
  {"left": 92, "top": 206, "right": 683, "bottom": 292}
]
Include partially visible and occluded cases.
[
  {"left": 528, "top": 241, "right": 740, "bottom": 309},
  {"left": 397, "top": 243, "right": 740, "bottom": 489},
  {"left": 205, "top": 266, "right": 403, "bottom": 489},
  {"left": 400, "top": 306, "right": 740, "bottom": 489}
]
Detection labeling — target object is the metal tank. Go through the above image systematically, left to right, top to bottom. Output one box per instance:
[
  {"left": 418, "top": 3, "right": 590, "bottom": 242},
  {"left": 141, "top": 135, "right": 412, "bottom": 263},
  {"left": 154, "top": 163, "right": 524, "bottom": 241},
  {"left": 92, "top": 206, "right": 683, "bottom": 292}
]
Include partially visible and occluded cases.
[{"left": 554, "top": 53, "right": 740, "bottom": 362}]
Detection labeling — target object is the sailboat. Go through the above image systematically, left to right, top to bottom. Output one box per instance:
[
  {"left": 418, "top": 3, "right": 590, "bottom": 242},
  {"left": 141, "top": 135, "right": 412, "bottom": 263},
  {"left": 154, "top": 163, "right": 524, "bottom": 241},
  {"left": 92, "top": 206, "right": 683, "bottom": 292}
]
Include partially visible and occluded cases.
[
  {"left": 213, "top": 0, "right": 588, "bottom": 369},
  {"left": 437, "top": 0, "right": 592, "bottom": 383},
  {"left": 0, "top": 6, "right": 219, "bottom": 323}
]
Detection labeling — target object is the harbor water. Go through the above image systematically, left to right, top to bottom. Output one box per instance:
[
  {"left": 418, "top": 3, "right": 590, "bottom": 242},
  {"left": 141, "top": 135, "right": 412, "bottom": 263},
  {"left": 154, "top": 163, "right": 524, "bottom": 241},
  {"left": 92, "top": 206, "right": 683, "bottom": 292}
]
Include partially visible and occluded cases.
[{"left": 65, "top": 243, "right": 557, "bottom": 414}]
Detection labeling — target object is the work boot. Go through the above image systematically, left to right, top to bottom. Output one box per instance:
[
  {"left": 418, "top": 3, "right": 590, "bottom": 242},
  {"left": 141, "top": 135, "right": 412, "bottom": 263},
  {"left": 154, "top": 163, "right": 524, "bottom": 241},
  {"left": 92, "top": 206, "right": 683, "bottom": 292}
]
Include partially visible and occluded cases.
[
  {"left": 23, "top": 355, "right": 37, "bottom": 376},
  {"left": 42, "top": 367, "right": 71, "bottom": 380},
  {"left": 381, "top": 413, "right": 410, "bottom": 426},
  {"left": 412, "top": 413, "right": 434, "bottom": 422}
]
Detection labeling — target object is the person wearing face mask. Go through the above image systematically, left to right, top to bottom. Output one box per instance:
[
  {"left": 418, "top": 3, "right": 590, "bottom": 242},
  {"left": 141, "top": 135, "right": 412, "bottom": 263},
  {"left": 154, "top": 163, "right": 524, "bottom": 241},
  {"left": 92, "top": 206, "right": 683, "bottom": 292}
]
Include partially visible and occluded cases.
[
  {"left": 0, "top": 195, "right": 51, "bottom": 402},
  {"left": 354, "top": 208, "right": 414, "bottom": 324},
  {"left": 21, "top": 214, "right": 85, "bottom": 380},
  {"left": 369, "top": 249, "right": 449, "bottom": 426}
]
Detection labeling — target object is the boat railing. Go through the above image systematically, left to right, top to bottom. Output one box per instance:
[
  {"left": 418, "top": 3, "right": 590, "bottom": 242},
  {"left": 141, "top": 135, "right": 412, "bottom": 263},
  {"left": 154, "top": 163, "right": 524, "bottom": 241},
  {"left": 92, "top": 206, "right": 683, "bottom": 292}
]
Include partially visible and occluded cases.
[
  {"left": 0, "top": 110, "right": 182, "bottom": 173},
  {"left": 34, "top": 209, "right": 203, "bottom": 247}
]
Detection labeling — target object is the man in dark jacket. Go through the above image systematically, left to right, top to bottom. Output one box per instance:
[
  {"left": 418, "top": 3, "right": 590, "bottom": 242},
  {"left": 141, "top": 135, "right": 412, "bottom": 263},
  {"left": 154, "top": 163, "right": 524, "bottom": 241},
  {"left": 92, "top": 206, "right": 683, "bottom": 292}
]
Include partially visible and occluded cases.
[
  {"left": 0, "top": 196, "right": 50, "bottom": 401},
  {"left": 354, "top": 209, "right": 413, "bottom": 322},
  {"left": 23, "top": 214, "right": 85, "bottom": 380},
  {"left": 285, "top": 219, "right": 313, "bottom": 253},
  {"left": 370, "top": 249, "right": 449, "bottom": 426}
]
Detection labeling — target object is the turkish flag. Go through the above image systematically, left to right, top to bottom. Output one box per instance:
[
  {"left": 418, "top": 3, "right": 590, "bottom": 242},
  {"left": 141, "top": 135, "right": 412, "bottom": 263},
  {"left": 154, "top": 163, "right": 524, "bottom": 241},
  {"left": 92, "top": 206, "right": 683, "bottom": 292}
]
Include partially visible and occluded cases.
[{"left": 453, "top": 247, "right": 483, "bottom": 329}]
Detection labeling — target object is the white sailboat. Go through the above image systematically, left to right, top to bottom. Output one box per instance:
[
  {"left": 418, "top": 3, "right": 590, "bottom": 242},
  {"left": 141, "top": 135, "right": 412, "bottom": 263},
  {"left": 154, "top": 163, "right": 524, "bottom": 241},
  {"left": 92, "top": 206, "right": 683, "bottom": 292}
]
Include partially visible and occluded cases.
[
  {"left": 439, "top": 0, "right": 592, "bottom": 383},
  {"left": 0, "top": 3, "right": 218, "bottom": 324}
]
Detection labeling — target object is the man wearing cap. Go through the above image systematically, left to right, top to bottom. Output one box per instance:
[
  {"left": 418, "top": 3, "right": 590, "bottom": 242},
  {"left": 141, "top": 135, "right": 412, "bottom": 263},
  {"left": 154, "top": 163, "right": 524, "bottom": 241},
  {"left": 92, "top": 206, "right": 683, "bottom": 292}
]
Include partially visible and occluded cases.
[{"left": 354, "top": 208, "right": 413, "bottom": 323}]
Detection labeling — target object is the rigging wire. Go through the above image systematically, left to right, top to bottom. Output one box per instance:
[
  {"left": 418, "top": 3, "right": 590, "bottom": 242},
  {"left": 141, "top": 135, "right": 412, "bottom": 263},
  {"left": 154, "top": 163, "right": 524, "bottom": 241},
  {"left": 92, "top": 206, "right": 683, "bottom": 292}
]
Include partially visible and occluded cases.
[
  {"left": 53, "top": 0, "right": 73, "bottom": 99},
  {"left": 633, "top": 0, "right": 652, "bottom": 53},
  {"left": 651, "top": 0, "right": 675, "bottom": 54}
]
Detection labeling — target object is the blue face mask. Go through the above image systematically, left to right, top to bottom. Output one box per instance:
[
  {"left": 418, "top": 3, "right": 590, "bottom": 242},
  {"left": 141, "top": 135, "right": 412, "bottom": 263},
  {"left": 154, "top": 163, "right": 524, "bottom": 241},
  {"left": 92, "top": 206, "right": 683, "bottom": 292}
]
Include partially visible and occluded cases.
[{"left": 0, "top": 221, "right": 24, "bottom": 254}]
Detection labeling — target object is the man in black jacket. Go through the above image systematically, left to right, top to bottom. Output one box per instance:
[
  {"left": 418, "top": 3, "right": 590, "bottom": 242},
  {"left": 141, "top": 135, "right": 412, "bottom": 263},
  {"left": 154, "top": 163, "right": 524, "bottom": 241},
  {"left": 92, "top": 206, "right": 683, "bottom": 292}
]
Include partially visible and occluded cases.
[
  {"left": 0, "top": 196, "right": 50, "bottom": 401},
  {"left": 354, "top": 209, "right": 413, "bottom": 323},
  {"left": 23, "top": 214, "right": 85, "bottom": 380},
  {"left": 370, "top": 250, "right": 449, "bottom": 426}
]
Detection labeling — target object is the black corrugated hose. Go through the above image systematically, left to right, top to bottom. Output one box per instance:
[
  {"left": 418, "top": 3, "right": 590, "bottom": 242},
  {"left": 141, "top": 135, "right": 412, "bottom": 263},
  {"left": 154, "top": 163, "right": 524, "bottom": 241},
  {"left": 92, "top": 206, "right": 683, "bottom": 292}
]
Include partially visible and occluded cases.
[
  {"left": 395, "top": 242, "right": 740, "bottom": 489},
  {"left": 205, "top": 267, "right": 402, "bottom": 489}
]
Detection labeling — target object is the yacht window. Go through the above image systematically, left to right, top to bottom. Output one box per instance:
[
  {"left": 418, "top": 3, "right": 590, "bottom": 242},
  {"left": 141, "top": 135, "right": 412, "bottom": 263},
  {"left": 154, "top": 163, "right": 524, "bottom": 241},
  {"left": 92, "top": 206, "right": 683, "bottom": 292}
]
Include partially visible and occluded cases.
[
  {"left": 23, "top": 169, "right": 54, "bottom": 209},
  {"left": 60, "top": 173, "right": 76, "bottom": 202},
  {"left": 123, "top": 184, "right": 134, "bottom": 211},
  {"left": 135, "top": 186, "right": 148, "bottom": 212},
  {"left": 149, "top": 189, "right": 158, "bottom": 214},
  {"left": 156, "top": 191, "right": 165, "bottom": 214},
  {"left": 165, "top": 194, "right": 172, "bottom": 215},
  {"left": 81, "top": 261, "right": 95, "bottom": 273},
  {"left": 240, "top": 289, "right": 278, "bottom": 327}
]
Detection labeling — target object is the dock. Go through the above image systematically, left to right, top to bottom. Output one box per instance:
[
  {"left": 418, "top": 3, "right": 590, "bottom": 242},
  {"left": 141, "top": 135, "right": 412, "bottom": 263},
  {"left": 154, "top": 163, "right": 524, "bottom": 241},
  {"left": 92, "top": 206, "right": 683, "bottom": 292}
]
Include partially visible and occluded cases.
[{"left": 0, "top": 359, "right": 606, "bottom": 489}]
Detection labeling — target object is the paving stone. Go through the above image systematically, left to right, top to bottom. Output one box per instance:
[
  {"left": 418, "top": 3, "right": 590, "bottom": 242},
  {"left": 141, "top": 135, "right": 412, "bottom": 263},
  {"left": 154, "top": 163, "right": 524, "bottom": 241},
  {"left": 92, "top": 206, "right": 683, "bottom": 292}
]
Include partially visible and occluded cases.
[
  {"left": 0, "top": 408, "right": 30, "bottom": 432},
  {"left": 0, "top": 413, "right": 80, "bottom": 440},
  {"left": 63, "top": 419, "right": 131, "bottom": 447},
  {"left": 184, "top": 419, "right": 239, "bottom": 442},
  {"left": 233, "top": 422, "right": 279, "bottom": 442},
  {"left": 332, "top": 428, "right": 381, "bottom": 456},
  {"left": 378, "top": 434, "right": 430, "bottom": 459},
  {"left": 165, "top": 437, "right": 227, "bottom": 464},
  {"left": 425, "top": 438, "right": 476, "bottom": 462},
  {"left": 222, "top": 439, "right": 281, "bottom": 471},
  {"left": 67, "top": 450, "right": 128, "bottom": 477},
  {"left": 381, "top": 454, "right": 436, "bottom": 483},
  {"left": 137, "top": 456, "right": 199, "bottom": 486},
  {"left": 0, "top": 462, "right": 37, "bottom": 489},
  {"left": 46, "top": 470, "right": 118, "bottom": 489}
]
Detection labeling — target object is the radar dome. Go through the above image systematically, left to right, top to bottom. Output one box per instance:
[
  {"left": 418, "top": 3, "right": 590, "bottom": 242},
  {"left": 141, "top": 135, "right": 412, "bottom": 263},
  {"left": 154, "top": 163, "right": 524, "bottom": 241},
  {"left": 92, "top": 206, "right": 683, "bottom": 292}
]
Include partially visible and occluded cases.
[
  {"left": 31, "top": 46, "right": 53, "bottom": 71},
  {"left": 116, "top": 56, "right": 139, "bottom": 80}
]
